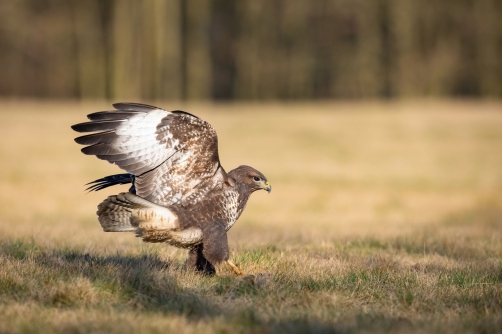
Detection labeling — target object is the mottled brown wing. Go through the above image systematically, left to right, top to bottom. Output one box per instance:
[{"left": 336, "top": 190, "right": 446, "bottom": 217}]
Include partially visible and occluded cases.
[{"left": 72, "top": 102, "right": 226, "bottom": 206}]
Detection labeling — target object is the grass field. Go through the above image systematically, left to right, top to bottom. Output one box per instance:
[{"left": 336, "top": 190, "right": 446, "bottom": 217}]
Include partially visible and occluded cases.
[{"left": 0, "top": 100, "right": 501, "bottom": 333}]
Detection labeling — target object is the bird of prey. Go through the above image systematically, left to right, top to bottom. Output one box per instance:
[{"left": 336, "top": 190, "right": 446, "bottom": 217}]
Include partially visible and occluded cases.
[{"left": 71, "top": 103, "right": 271, "bottom": 275}]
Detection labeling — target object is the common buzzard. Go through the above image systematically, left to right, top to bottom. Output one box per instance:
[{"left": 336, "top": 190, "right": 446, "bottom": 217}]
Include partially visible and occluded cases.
[{"left": 71, "top": 103, "right": 271, "bottom": 275}]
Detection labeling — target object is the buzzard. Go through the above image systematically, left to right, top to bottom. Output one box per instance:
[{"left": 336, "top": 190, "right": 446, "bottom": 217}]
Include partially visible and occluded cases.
[{"left": 71, "top": 103, "right": 271, "bottom": 275}]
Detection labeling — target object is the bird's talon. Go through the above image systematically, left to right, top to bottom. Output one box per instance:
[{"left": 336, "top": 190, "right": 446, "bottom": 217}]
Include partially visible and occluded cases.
[{"left": 227, "top": 259, "right": 245, "bottom": 276}]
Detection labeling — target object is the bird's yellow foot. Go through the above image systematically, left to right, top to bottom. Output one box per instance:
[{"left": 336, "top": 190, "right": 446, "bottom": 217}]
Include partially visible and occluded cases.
[{"left": 226, "top": 259, "right": 245, "bottom": 275}]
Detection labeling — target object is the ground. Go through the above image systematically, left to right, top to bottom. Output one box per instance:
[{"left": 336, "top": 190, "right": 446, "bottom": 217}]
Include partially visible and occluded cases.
[{"left": 0, "top": 100, "right": 501, "bottom": 333}]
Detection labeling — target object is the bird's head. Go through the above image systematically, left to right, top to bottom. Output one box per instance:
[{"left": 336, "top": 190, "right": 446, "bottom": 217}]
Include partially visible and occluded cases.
[{"left": 228, "top": 165, "right": 271, "bottom": 193}]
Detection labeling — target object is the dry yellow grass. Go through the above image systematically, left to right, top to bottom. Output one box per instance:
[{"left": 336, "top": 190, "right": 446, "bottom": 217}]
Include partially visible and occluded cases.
[{"left": 0, "top": 100, "right": 501, "bottom": 333}]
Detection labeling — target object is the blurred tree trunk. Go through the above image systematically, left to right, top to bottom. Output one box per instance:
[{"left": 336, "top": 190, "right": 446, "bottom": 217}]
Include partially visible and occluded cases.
[
  {"left": 0, "top": 0, "right": 501, "bottom": 100},
  {"left": 72, "top": 0, "right": 107, "bottom": 99},
  {"left": 111, "top": 0, "right": 183, "bottom": 101},
  {"left": 112, "top": 0, "right": 142, "bottom": 100},
  {"left": 139, "top": 0, "right": 182, "bottom": 101},
  {"left": 140, "top": 0, "right": 157, "bottom": 100},
  {"left": 152, "top": 0, "right": 183, "bottom": 101},
  {"left": 185, "top": 0, "right": 211, "bottom": 100},
  {"left": 210, "top": 0, "right": 237, "bottom": 99},
  {"left": 283, "top": 0, "right": 315, "bottom": 99},
  {"left": 355, "top": 0, "right": 383, "bottom": 98},
  {"left": 390, "top": 0, "right": 417, "bottom": 97},
  {"left": 475, "top": 0, "right": 501, "bottom": 97},
  {"left": 234, "top": 1, "right": 262, "bottom": 99},
  {"left": 324, "top": 1, "right": 360, "bottom": 98},
  {"left": 0, "top": 3, "right": 29, "bottom": 97}
]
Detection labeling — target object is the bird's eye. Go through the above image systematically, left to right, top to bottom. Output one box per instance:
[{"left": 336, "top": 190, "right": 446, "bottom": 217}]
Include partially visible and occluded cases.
[{"left": 253, "top": 176, "right": 260, "bottom": 182}]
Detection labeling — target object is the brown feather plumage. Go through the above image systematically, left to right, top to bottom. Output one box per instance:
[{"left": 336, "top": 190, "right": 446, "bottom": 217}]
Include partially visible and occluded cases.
[{"left": 72, "top": 103, "right": 270, "bottom": 275}]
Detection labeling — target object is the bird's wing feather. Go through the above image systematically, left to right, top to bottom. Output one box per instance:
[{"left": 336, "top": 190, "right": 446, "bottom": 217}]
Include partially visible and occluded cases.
[{"left": 72, "top": 103, "right": 227, "bottom": 206}]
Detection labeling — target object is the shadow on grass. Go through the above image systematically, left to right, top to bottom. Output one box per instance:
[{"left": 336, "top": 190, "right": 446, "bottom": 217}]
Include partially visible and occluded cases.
[
  {"left": 0, "top": 238, "right": 221, "bottom": 318},
  {"left": 0, "top": 239, "right": 347, "bottom": 333}
]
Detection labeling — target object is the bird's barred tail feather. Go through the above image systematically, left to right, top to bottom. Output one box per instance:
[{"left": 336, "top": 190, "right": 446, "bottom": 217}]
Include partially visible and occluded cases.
[
  {"left": 97, "top": 192, "right": 179, "bottom": 234},
  {"left": 97, "top": 193, "right": 138, "bottom": 232}
]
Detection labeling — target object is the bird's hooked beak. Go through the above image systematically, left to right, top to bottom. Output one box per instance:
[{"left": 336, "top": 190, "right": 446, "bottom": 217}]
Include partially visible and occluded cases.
[{"left": 262, "top": 181, "right": 272, "bottom": 193}]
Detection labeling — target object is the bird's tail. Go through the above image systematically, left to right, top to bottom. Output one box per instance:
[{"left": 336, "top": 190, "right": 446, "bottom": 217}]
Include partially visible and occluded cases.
[
  {"left": 86, "top": 173, "right": 135, "bottom": 193},
  {"left": 96, "top": 192, "right": 178, "bottom": 233},
  {"left": 97, "top": 193, "right": 138, "bottom": 232}
]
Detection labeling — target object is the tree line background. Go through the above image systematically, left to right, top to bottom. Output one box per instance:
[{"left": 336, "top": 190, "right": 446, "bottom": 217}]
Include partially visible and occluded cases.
[{"left": 0, "top": 0, "right": 500, "bottom": 101}]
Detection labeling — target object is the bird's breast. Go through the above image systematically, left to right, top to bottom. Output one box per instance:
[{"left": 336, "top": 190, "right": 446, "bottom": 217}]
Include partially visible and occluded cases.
[{"left": 223, "top": 190, "right": 243, "bottom": 231}]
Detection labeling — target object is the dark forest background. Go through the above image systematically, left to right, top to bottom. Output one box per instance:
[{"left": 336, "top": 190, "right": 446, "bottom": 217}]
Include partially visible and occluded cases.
[{"left": 0, "top": 0, "right": 500, "bottom": 100}]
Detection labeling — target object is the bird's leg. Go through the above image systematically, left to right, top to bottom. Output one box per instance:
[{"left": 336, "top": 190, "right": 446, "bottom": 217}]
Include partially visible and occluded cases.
[
  {"left": 186, "top": 245, "right": 216, "bottom": 275},
  {"left": 226, "top": 259, "right": 244, "bottom": 275}
]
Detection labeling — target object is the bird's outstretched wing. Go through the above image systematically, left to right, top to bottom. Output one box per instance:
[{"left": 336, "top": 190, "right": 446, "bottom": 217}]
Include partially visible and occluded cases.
[{"left": 72, "top": 103, "right": 228, "bottom": 206}]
